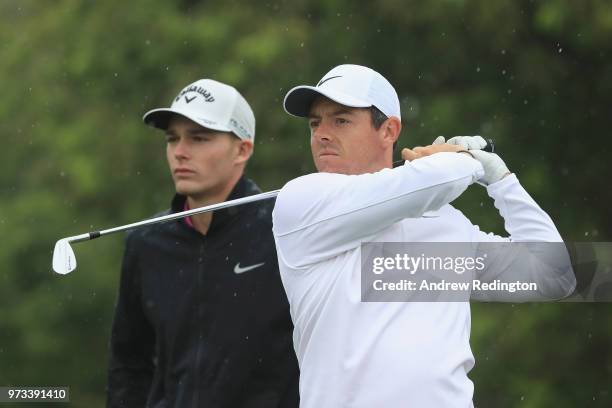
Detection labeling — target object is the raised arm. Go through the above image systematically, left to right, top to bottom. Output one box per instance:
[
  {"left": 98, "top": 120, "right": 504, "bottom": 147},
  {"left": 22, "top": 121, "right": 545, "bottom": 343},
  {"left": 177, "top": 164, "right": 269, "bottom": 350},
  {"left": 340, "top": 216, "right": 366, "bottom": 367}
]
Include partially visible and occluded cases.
[
  {"left": 438, "top": 135, "right": 576, "bottom": 301},
  {"left": 273, "top": 152, "right": 483, "bottom": 268},
  {"left": 470, "top": 175, "right": 576, "bottom": 301}
]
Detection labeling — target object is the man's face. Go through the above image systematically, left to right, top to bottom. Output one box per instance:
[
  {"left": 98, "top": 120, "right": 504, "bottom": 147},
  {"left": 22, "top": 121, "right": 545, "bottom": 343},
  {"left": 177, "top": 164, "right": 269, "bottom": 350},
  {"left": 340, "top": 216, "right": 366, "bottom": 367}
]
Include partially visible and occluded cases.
[
  {"left": 308, "top": 97, "right": 390, "bottom": 175},
  {"left": 165, "top": 115, "right": 244, "bottom": 199}
]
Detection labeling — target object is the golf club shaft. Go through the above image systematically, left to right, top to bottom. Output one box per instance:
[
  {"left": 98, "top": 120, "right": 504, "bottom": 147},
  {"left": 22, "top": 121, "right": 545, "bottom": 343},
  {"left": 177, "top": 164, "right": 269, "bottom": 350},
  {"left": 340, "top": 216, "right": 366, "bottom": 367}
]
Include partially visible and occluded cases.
[{"left": 65, "top": 189, "right": 280, "bottom": 244}]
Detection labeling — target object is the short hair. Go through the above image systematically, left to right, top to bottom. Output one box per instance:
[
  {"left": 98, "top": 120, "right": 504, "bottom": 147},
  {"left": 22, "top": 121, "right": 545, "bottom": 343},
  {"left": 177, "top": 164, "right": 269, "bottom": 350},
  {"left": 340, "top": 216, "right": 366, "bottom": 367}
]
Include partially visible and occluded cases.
[
  {"left": 369, "top": 105, "right": 388, "bottom": 130},
  {"left": 370, "top": 106, "right": 398, "bottom": 151}
]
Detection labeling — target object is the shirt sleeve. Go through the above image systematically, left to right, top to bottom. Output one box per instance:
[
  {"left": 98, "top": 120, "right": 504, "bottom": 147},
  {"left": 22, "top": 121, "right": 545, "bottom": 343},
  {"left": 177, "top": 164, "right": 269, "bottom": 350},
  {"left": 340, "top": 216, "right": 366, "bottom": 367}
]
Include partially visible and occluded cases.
[
  {"left": 273, "top": 152, "right": 484, "bottom": 269},
  {"left": 469, "top": 174, "right": 576, "bottom": 301},
  {"left": 107, "top": 232, "right": 155, "bottom": 408}
]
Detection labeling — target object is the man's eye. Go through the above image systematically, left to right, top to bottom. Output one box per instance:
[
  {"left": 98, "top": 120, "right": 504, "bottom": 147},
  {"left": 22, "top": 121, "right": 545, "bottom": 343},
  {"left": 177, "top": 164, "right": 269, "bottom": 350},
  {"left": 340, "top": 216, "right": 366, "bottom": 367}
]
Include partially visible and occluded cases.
[
  {"left": 336, "top": 118, "right": 349, "bottom": 125},
  {"left": 309, "top": 121, "right": 320, "bottom": 129},
  {"left": 165, "top": 135, "right": 178, "bottom": 143},
  {"left": 192, "top": 135, "right": 210, "bottom": 142}
]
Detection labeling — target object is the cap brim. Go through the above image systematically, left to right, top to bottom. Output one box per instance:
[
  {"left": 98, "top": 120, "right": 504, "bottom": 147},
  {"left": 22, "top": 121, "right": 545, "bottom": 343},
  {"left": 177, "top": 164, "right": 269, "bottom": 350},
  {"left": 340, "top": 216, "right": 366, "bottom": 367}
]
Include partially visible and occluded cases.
[
  {"left": 283, "top": 86, "right": 372, "bottom": 117},
  {"left": 142, "top": 108, "right": 232, "bottom": 133}
]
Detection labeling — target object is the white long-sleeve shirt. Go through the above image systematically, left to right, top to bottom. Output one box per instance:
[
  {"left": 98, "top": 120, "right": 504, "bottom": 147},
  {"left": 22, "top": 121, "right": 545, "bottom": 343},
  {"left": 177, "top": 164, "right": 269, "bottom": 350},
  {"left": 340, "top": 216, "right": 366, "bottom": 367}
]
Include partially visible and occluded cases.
[{"left": 272, "top": 152, "right": 574, "bottom": 408}]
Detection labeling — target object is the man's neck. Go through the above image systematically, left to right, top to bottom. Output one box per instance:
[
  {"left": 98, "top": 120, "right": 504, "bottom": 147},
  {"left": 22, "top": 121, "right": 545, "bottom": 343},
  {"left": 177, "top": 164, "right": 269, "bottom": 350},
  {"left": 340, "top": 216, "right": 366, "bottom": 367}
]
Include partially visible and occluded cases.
[
  {"left": 342, "top": 158, "right": 393, "bottom": 175},
  {"left": 186, "top": 173, "right": 243, "bottom": 235}
]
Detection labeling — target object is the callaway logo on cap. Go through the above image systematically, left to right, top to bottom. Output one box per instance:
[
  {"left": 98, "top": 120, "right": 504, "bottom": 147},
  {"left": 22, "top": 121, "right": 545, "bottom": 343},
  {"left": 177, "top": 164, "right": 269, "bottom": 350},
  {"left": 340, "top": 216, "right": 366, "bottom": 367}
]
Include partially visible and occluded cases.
[
  {"left": 283, "top": 64, "right": 401, "bottom": 121},
  {"left": 143, "top": 79, "right": 256, "bottom": 142}
]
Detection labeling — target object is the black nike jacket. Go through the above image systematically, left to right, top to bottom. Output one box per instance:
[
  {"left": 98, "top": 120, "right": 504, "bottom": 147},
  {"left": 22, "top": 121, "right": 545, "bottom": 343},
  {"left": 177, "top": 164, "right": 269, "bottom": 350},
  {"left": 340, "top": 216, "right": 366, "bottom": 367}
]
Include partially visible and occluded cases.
[{"left": 106, "top": 176, "right": 299, "bottom": 408}]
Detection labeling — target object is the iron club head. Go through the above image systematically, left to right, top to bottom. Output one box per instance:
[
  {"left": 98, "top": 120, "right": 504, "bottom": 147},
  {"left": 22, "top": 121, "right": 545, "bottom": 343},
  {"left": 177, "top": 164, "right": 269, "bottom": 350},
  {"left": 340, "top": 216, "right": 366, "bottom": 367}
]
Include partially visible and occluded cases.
[
  {"left": 51, "top": 189, "right": 280, "bottom": 275},
  {"left": 53, "top": 238, "right": 77, "bottom": 275}
]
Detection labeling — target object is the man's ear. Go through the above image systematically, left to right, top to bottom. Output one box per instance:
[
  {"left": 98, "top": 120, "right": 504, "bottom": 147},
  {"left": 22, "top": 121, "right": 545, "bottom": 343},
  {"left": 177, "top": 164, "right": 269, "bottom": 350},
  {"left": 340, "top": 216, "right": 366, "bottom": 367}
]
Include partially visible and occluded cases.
[
  {"left": 382, "top": 116, "right": 402, "bottom": 148},
  {"left": 234, "top": 139, "right": 254, "bottom": 165}
]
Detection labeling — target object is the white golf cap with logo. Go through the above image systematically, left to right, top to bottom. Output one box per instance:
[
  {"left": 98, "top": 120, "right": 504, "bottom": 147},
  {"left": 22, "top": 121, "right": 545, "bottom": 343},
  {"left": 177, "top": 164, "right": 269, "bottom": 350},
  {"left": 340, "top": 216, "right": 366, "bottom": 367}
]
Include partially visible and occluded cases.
[
  {"left": 283, "top": 64, "right": 401, "bottom": 121},
  {"left": 143, "top": 79, "right": 255, "bottom": 142}
]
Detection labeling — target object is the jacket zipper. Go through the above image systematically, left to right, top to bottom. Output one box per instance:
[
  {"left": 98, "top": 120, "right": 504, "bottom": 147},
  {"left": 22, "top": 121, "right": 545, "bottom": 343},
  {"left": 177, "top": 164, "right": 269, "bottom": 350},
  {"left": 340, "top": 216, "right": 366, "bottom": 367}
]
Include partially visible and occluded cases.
[{"left": 192, "top": 239, "right": 206, "bottom": 408}]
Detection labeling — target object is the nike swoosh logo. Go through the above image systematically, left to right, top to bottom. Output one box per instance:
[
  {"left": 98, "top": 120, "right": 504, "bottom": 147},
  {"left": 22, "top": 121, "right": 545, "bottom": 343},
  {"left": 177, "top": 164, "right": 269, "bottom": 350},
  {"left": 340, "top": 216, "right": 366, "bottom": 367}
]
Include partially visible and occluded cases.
[
  {"left": 317, "top": 75, "right": 342, "bottom": 87},
  {"left": 184, "top": 95, "right": 197, "bottom": 103},
  {"left": 234, "top": 262, "right": 265, "bottom": 274}
]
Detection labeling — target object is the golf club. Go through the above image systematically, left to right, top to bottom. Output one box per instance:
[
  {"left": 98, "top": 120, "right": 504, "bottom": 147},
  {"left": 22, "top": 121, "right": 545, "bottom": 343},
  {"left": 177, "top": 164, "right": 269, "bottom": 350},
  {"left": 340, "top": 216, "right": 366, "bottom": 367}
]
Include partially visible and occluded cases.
[
  {"left": 52, "top": 138, "right": 495, "bottom": 275},
  {"left": 52, "top": 189, "right": 280, "bottom": 275}
]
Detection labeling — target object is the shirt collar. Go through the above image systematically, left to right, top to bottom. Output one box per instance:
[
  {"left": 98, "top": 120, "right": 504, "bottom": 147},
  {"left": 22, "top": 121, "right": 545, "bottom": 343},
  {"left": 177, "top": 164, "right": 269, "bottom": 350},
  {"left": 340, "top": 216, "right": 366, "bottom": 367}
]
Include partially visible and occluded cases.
[{"left": 170, "top": 176, "right": 254, "bottom": 233}]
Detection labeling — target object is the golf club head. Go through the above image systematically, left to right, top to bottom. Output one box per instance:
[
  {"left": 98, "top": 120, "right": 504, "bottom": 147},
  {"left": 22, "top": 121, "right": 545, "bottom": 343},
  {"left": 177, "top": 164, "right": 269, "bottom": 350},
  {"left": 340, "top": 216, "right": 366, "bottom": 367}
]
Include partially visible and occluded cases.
[{"left": 53, "top": 238, "right": 77, "bottom": 274}]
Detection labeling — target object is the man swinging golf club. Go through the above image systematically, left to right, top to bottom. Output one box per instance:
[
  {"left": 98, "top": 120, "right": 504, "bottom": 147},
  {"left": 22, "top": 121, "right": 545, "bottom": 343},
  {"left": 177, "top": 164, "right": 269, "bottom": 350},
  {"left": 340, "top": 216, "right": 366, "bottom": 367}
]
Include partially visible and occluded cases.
[{"left": 272, "top": 64, "right": 575, "bottom": 407}]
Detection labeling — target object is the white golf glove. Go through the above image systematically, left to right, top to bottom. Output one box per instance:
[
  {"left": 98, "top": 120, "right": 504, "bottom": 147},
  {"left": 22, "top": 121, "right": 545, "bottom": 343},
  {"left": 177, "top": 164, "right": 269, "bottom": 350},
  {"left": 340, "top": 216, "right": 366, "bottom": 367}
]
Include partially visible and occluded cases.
[
  {"left": 444, "top": 135, "right": 488, "bottom": 150},
  {"left": 434, "top": 136, "right": 510, "bottom": 186}
]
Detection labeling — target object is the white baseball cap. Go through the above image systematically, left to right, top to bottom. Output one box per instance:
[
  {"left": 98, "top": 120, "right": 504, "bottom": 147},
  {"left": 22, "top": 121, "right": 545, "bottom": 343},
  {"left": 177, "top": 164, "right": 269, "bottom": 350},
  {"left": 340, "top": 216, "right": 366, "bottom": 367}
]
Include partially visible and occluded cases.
[
  {"left": 283, "top": 64, "right": 401, "bottom": 121},
  {"left": 143, "top": 79, "right": 255, "bottom": 142}
]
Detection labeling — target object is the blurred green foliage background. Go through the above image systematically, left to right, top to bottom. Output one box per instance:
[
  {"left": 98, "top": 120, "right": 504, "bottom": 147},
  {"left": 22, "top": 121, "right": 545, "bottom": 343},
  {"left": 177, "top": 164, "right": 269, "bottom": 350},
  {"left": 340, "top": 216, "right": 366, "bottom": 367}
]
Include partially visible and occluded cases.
[{"left": 0, "top": 0, "right": 610, "bottom": 406}]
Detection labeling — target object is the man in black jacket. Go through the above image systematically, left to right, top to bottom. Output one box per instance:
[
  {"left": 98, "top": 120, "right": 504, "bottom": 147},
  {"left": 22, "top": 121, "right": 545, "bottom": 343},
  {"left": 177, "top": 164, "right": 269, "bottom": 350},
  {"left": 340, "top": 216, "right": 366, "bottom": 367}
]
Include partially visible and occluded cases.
[{"left": 106, "top": 79, "right": 299, "bottom": 408}]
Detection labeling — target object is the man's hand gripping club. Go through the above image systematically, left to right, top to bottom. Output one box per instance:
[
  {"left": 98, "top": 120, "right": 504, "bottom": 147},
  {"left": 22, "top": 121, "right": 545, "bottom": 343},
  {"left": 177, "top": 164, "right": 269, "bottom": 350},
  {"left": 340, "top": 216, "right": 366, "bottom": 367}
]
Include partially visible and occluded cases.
[{"left": 401, "top": 136, "right": 510, "bottom": 186}]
